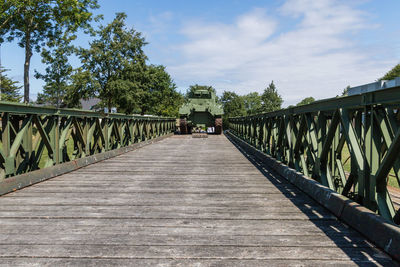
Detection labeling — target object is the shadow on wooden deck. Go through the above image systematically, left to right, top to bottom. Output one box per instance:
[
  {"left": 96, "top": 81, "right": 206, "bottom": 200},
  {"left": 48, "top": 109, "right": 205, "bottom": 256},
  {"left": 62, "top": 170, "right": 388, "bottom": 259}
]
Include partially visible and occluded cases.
[{"left": 226, "top": 133, "right": 397, "bottom": 266}]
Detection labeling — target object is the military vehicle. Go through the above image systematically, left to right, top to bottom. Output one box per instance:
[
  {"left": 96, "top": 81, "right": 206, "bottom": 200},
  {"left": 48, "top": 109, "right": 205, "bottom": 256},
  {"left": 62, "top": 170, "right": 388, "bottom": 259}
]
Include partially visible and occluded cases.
[{"left": 179, "top": 87, "right": 223, "bottom": 134}]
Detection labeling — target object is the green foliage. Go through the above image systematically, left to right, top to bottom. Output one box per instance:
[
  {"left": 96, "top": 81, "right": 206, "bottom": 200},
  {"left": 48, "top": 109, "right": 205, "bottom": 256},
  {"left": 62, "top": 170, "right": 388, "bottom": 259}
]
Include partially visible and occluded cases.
[
  {"left": 0, "top": 0, "right": 99, "bottom": 103},
  {"left": 0, "top": 1, "right": 28, "bottom": 32},
  {"left": 77, "top": 12, "right": 147, "bottom": 111},
  {"left": 68, "top": 13, "right": 181, "bottom": 116},
  {"left": 35, "top": 32, "right": 75, "bottom": 108},
  {"left": 380, "top": 63, "right": 400, "bottom": 80},
  {"left": 119, "top": 64, "right": 184, "bottom": 116},
  {"left": 144, "top": 65, "right": 184, "bottom": 117},
  {"left": 0, "top": 67, "right": 22, "bottom": 102},
  {"left": 65, "top": 68, "right": 95, "bottom": 108},
  {"left": 261, "top": 81, "right": 283, "bottom": 112},
  {"left": 218, "top": 82, "right": 282, "bottom": 127},
  {"left": 341, "top": 85, "right": 350, "bottom": 96},
  {"left": 221, "top": 91, "right": 246, "bottom": 129},
  {"left": 221, "top": 91, "right": 246, "bottom": 117},
  {"left": 243, "top": 92, "right": 262, "bottom": 115},
  {"left": 296, "top": 97, "right": 315, "bottom": 106}
]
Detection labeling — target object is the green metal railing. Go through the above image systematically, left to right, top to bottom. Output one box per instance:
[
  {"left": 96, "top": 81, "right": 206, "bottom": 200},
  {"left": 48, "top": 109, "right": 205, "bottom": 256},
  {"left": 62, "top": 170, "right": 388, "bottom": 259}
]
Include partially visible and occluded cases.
[
  {"left": 229, "top": 86, "right": 400, "bottom": 224},
  {"left": 0, "top": 102, "right": 175, "bottom": 179}
]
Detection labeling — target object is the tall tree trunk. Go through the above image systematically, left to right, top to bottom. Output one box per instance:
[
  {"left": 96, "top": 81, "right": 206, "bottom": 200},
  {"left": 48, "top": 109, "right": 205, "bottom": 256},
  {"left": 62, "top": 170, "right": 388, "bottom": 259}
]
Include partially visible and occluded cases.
[{"left": 24, "top": 31, "right": 32, "bottom": 104}]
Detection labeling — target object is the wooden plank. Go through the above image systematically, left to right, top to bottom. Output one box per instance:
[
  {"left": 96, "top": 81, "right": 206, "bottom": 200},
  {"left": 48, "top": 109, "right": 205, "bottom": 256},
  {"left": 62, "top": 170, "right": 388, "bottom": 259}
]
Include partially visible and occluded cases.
[
  {"left": 0, "top": 135, "right": 395, "bottom": 265},
  {"left": 2, "top": 186, "right": 303, "bottom": 194},
  {"left": 0, "top": 197, "right": 335, "bottom": 207},
  {"left": 0, "top": 204, "right": 334, "bottom": 217},
  {"left": 0, "top": 218, "right": 352, "bottom": 233},
  {"left": 0, "top": 233, "right": 371, "bottom": 247},
  {"left": 0, "top": 244, "right": 391, "bottom": 261},
  {"left": 0, "top": 258, "right": 384, "bottom": 266}
]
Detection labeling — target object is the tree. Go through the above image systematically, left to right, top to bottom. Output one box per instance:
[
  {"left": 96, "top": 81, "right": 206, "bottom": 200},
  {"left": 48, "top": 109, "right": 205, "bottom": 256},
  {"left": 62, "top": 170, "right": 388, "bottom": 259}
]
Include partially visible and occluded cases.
[
  {"left": 0, "top": 0, "right": 99, "bottom": 103},
  {"left": 0, "top": 1, "right": 24, "bottom": 30},
  {"left": 78, "top": 12, "right": 147, "bottom": 112},
  {"left": 35, "top": 32, "right": 75, "bottom": 108},
  {"left": 380, "top": 63, "right": 400, "bottom": 81},
  {"left": 118, "top": 64, "right": 183, "bottom": 116},
  {"left": 141, "top": 65, "right": 183, "bottom": 117},
  {"left": 0, "top": 66, "right": 22, "bottom": 102},
  {"left": 64, "top": 68, "right": 95, "bottom": 108},
  {"left": 261, "top": 81, "right": 283, "bottom": 112},
  {"left": 341, "top": 85, "right": 350, "bottom": 96},
  {"left": 221, "top": 91, "right": 246, "bottom": 129},
  {"left": 221, "top": 91, "right": 246, "bottom": 117},
  {"left": 243, "top": 92, "right": 262, "bottom": 115},
  {"left": 296, "top": 97, "right": 315, "bottom": 106}
]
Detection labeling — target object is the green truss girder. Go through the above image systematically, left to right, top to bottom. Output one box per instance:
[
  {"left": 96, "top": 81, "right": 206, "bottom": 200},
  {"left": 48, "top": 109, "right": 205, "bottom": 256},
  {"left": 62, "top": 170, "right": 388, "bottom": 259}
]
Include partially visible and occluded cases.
[
  {"left": 229, "top": 86, "right": 400, "bottom": 224},
  {"left": 0, "top": 102, "right": 175, "bottom": 180}
]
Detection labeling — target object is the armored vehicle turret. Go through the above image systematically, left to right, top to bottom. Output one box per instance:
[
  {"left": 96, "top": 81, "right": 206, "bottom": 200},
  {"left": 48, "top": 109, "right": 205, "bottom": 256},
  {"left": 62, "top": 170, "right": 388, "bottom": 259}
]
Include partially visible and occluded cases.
[{"left": 179, "top": 87, "right": 223, "bottom": 134}]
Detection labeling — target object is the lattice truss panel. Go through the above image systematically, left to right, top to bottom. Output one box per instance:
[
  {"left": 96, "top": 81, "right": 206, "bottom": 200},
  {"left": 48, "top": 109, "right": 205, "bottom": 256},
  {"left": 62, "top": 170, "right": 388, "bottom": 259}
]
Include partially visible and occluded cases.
[
  {"left": 229, "top": 87, "right": 400, "bottom": 224},
  {"left": 0, "top": 103, "right": 175, "bottom": 179}
]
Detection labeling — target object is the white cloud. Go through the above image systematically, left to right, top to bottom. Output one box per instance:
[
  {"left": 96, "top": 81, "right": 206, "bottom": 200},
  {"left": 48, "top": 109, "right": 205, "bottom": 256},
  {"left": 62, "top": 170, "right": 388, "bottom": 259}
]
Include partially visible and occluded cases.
[
  {"left": 168, "top": 0, "right": 397, "bottom": 106},
  {"left": 140, "top": 11, "right": 174, "bottom": 42},
  {"left": 148, "top": 11, "right": 174, "bottom": 33}
]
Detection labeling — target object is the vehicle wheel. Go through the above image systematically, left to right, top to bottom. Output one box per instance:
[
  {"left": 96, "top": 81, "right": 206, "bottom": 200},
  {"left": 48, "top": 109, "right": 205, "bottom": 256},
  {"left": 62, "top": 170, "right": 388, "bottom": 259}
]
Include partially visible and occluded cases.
[
  {"left": 180, "top": 118, "right": 188, "bottom": 134},
  {"left": 215, "top": 118, "right": 222, "bottom": 134}
]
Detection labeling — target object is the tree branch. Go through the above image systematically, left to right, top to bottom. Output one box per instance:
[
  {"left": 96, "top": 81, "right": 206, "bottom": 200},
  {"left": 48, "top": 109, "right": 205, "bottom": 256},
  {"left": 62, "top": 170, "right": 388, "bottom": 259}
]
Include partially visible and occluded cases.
[{"left": 0, "top": 6, "right": 23, "bottom": 30}]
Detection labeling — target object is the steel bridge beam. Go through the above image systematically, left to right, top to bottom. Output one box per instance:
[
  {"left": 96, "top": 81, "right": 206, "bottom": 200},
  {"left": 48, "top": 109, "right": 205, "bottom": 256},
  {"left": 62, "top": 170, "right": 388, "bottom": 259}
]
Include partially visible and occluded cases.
[
  {"left": 229, "top": 86, "right": 400, "bottom": 224},
  {"left": 0, "top": 103, "right": 175, "bottom": 179}
]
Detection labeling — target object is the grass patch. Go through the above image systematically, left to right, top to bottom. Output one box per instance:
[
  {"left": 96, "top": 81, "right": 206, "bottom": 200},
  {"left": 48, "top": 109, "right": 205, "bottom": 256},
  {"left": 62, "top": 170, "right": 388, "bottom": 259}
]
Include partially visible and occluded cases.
[
  {"left": 38, "top": 138, "right": 75, "bottom": 169},
  {"left": 341, "top": 143, "right": 399, "bottom": 188}
]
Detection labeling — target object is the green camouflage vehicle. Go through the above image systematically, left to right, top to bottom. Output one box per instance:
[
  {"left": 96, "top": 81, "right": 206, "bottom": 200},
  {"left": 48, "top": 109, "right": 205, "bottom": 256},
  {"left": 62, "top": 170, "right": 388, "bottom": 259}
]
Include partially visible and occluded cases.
[{"left": 179, "top": 87, "right": 223, "bottom": 134}]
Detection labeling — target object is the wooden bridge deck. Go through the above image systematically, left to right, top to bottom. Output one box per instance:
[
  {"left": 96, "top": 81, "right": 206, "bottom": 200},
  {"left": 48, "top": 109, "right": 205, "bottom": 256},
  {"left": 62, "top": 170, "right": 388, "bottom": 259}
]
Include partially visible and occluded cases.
[{"left": 0, "top": 135, "right": 396, "bottom": 266}]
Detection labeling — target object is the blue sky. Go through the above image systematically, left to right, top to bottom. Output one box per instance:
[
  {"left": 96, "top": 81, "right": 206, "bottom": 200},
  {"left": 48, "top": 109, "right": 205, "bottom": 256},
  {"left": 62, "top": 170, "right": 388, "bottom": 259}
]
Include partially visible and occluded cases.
[{"left": 1, "top": 0, "right": 399, "bottom": 106}]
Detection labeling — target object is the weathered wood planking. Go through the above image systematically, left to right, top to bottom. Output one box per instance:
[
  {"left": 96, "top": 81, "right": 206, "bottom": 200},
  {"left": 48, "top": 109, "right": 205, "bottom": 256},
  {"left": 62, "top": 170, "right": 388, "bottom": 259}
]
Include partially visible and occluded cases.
[{"left": 0, "top": 135, "right": 396, "bottom": 266}]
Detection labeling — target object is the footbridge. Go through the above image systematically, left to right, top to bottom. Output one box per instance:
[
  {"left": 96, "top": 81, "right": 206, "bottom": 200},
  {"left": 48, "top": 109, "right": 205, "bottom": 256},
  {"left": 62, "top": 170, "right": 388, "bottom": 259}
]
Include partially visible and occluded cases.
[{"left": 0, "top": 87, "right": 399, "bottom": 266}]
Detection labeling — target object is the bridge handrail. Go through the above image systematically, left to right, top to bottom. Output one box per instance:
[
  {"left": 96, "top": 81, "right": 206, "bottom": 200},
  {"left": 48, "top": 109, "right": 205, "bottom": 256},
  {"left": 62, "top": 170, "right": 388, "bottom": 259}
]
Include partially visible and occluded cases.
[
  {"left": 228, "top": 86, "right": 400, "bottom": 224},
  {"left": 0, "top": 102, "right": 176, "bottom": 179}
]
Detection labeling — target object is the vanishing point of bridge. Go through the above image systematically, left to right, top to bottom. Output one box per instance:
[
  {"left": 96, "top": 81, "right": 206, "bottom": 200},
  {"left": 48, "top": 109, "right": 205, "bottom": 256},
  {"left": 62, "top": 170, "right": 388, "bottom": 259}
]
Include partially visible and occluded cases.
[{"left": 0, "top": 135, "right": 395, "bottom": 265}]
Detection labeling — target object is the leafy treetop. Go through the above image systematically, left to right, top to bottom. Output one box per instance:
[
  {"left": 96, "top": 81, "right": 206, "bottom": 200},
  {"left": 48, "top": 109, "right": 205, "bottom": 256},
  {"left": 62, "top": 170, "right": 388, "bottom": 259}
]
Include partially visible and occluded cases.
[
  {"left": 0, "top": 0, "right": 99, "bottom": 103},
  {"left": 77, "top": 12, "right": 147, "bottom": 112},
  {"left": 35, "top": 31, "right": 75, "bottom": 108},
  {"left": 380, "top": 63, "right": 400, "bottom": 81},
  {"left": 0, "top": 66, "right": 22, "bottom": 102},
  {"left": 261, "top": 80, "right": 283, "bottom": 112},
  {"left": 243, "top": 92, "right": 262, "bottom": 115},
  {"left": 296, "top": 97, "right": 315, "bottom": 106}
]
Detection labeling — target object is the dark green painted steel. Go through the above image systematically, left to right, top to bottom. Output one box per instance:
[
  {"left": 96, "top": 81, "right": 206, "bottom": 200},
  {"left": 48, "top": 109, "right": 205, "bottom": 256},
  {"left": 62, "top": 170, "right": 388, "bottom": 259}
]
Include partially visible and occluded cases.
[
  {"left": 229, "top": 86, "right": 400, "bottom": 224},
  {"left": 0, "top": 102, "right": 175, "bottom": 179}
]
